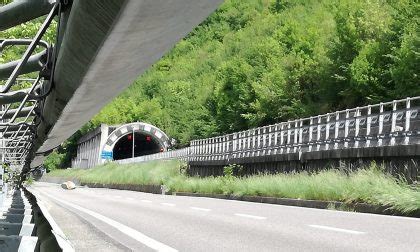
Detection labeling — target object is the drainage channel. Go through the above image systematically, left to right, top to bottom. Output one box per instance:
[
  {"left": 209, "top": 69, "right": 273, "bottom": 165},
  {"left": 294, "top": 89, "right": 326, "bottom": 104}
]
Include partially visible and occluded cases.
[{"left": 0, "top": 187, "right": 74, "bottom": 251}]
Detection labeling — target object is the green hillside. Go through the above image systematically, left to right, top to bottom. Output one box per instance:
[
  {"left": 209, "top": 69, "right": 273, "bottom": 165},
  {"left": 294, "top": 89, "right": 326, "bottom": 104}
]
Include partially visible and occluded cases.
[
  {"left": 1, "top": 0, "right": 419, "bottom": 168},
  {"left": 87, "top": 0, "right": 419, "bottom": 145}
]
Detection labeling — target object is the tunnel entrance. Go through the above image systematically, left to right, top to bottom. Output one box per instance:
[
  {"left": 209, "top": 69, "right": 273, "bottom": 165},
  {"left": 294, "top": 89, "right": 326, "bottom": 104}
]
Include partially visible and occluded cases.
[{"left": 113, "top": 132, "right": 162, "bottom": 160}]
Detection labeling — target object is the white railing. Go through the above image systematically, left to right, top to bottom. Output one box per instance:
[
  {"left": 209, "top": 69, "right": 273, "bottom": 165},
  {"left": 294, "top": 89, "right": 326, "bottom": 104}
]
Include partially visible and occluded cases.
[
  {"left": 117, "top": 97, "right": 420, "bottom": 164},
  {"left": 117, "top": 148, "right": 190, "bottom": 164}
]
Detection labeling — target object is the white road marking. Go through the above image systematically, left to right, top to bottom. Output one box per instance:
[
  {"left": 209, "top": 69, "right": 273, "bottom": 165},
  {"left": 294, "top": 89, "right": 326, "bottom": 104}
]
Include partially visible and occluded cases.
[
  {"left": 37, "top": 191, "right": 178, "bottom": 252},
  {"left": 141, "top": 200, "right": 152, "bottom": 203},
  {"left": 161, "top": 203, "right": 175, "bottom": 207},
  {"left": 190, "top": 207, "right": 211, "bottom": 212},
  {"left": 234, "top": 213, "right": 266, "bottom": 220},
  {"left": 309, "top": 225, "right": 365, "bottom": 235}
]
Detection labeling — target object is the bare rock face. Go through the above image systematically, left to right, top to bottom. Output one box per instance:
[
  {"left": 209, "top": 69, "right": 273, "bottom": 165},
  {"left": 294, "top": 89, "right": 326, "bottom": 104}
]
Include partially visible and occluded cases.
[{"left": 61, "top": 181, "right": 76, "bottom": 190}]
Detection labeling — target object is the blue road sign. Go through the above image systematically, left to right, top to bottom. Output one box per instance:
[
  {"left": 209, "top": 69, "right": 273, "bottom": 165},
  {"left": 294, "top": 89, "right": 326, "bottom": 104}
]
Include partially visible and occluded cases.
[{"left": 101, "top": 151, "right": 113, "bottom": 159}]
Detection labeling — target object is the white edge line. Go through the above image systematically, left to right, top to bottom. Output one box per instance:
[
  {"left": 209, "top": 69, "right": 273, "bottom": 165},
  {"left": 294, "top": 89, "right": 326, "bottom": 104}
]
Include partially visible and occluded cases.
[
  {"left": 36, "top": 190, "right": 178, "bottom": 252},
  {"left": 161, "top": 203, "right": 175, "bottom": 207},
  {"left": 190, "top": 207, "right": 211, "bottom": 212},
  {"left": 234, "top": 213, "right": 266, "bottom": 220},
  {"left": 309, "top": 224, "right": 365, "bottom": 234}
]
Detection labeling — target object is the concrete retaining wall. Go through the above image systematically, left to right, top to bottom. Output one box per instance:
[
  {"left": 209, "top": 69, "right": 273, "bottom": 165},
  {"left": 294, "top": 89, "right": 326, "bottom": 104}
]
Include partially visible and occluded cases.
[{"left": 188, "top": 144, "right": 419, "bottom": 182}]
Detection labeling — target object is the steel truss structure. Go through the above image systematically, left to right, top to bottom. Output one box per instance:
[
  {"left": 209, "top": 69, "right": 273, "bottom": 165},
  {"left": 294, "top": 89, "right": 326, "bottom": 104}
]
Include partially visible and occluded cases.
[{"left": 0, "top": 0, "right": 63, "bottom": 173}]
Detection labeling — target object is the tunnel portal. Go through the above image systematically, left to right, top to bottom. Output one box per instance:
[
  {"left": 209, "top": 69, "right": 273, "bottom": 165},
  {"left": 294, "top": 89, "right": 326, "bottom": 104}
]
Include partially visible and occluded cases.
[{"left": 113, "top": 132, "right": 163, "bottom": 160}]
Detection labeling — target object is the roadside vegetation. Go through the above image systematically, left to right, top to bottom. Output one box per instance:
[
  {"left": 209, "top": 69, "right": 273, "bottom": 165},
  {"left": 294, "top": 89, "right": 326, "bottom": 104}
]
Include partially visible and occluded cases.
[{"left": 47, "top": 160, "right": 420, "bottom": 214}]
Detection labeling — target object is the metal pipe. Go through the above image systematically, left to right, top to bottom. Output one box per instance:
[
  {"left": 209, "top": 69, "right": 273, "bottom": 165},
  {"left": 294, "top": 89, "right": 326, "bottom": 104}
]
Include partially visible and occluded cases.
[
  {"left": 0, "top": 0, "right": 55, "bottom": 31},
  {"left": 1, "top": 3, "right": 58, "bottom": 93},
  {"left": 0, "top": 39, "right": 49, "bottom": 50},
  {"left": 0, "top": 50, "right": 47, "bottom": 80},
  {"left": 0, "top": 106, "right": 35, "bottom": 120}
]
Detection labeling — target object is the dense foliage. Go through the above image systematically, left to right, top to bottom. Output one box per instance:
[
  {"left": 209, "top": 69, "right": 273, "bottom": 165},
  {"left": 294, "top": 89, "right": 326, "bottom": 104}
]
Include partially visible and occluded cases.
[{"left": 88, "top": 0, "right": 419, "bottom": 145}]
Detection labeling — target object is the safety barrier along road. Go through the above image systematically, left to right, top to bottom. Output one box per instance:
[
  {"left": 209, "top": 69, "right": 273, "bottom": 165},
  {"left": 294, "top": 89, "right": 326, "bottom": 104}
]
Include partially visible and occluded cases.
[{"left": 117, "top": 97, "right": 420, "bottom": 165}]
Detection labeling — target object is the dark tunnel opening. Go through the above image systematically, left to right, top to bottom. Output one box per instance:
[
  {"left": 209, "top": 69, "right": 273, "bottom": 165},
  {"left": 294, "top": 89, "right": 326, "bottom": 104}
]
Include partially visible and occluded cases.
[{"left": 113, "top": 132, "right": 162, "bottom": 160}]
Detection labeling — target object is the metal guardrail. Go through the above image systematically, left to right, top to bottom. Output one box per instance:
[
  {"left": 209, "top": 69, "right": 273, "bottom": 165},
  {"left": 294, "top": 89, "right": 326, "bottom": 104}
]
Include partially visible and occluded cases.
[
  {"left": 117, "top": 97, "right": 420, "bottom": 165},
  {"left": 117, "top": 148, "right": 190, "bottom": 164}
]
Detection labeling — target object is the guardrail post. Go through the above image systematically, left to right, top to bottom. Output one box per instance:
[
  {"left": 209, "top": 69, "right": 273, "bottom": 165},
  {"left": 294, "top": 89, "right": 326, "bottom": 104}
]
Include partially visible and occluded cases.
[
  {"left": 405, "top": 97, "right": 411, "bottom": 145},
  {"left": 391, "top": 100, "right": 397, "bottom": 146},
  {"left": 378, "top": 103, "right": 384, "bottom": 146},
  {"left": 366, "top": 106, "right": 372, "bottom": 147},
  {"left": 354, "top": 107, "right": 360, "bottom": 148},
  {"left": 344, "top": 110, "right": 349, "bottom": 148},
  {"left": 334, "top": 112, "right": 340, "bottom": 149},
  {"left": 325, "top": 114, "right": 330, "bottom": 150},
  {"left": 317, "top": 115, "right": 321, "bottom": 151},
  {"left": 309, "top": 118, "right": 313, "bottom": 151},
  {"left": 298, "top": 120, "right": 303, "bottom": 152},
  {"left": 294, "top": 121, "right": 298, "bottom": 152},
  {"left": 286, "top": 122, "right": 291, "bottom": 153},
  {"left": 279, "top": 124, "right": 284, "bottom": 154},
  {"left": 268, "top": 126, "right": 273, "bottom": 154},
  {"left": 263, "top": 128, "right": 267, "bottom": 155},
  {"left": 232, "top": 134, "right": 237, "bottom": 159},
  {"left": 216, "top": 137, "right": 220, "bottom": 160},
  {"left": 212, "top": 138, "right": 215, "bottom": 160},
  {"left": 206, "top": 139, "right": 210, "bottom": 161},
  {"left": 199, "top": 140, "right": 203, "bottom": 161}
]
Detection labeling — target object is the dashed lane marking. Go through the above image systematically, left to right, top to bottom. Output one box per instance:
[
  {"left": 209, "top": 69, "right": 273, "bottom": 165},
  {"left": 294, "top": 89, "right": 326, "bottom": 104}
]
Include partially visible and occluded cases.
[
  {"left": 161, "top": 203, "right": 175, "bottom": 207},
  {"left": 190, "top": 207, "right": 211, "bottom": 212},
  {"left": 234, "top": 213, "right": 266, "bottom": 220},
  {"left": 308, "top": 224, "right": 365, "bottom": 234}
]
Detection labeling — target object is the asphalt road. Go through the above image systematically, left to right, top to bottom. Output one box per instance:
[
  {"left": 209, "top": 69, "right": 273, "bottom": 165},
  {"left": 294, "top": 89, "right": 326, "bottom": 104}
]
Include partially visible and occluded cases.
[{"left": 30, "top": 182, "right": 420, "bottom": 252}]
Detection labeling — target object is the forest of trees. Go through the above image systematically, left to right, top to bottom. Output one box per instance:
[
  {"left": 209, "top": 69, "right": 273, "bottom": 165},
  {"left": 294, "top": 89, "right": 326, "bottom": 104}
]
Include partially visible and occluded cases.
[
  {"left": 1, "top": 0, "right": 419, "bottom": 168},
  {"left": 88, "top": 0, "right": 419, "bottom": 145}
]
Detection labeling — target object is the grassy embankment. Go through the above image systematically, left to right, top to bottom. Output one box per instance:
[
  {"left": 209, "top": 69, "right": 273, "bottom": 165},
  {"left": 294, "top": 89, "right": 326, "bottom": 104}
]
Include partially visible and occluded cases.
[{"left": 47, "top": 160, "right": 420, "bottom": 214}]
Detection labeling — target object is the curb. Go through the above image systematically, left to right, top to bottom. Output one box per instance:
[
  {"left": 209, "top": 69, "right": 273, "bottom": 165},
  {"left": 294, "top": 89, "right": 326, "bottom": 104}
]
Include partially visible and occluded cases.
[
  {"left": 80, "top": 183, "right": 162, "bottom": 194},
  {"left": 174, "top": 192, "right": 420, "bottom": 218}
]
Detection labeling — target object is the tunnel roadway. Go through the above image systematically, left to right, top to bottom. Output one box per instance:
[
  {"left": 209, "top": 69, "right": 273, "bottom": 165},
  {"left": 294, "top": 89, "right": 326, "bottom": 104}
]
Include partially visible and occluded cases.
[{"left": 29, "top": 182, "right": 420, "bottom": 252}]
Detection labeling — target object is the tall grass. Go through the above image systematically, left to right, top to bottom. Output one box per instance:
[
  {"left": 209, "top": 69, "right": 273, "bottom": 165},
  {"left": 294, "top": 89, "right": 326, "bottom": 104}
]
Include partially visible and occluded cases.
[{"left": 48, "top": 161, "right": 420, "bottom": 214}]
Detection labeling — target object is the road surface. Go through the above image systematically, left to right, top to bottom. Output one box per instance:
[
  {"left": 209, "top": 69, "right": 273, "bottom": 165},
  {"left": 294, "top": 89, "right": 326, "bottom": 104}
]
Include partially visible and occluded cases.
[{"left": 29, "top": 182, "right": 420, "bottom": 251}]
